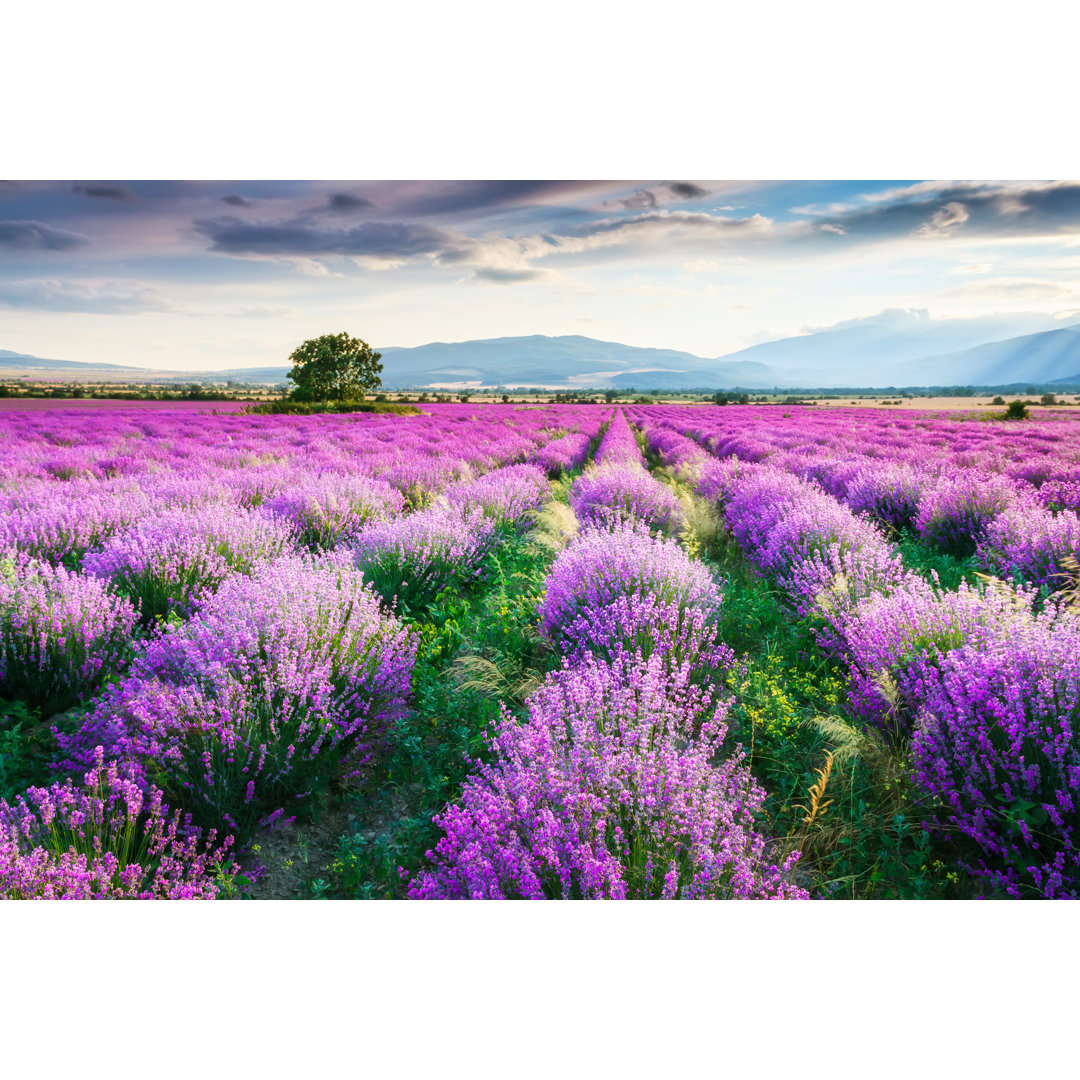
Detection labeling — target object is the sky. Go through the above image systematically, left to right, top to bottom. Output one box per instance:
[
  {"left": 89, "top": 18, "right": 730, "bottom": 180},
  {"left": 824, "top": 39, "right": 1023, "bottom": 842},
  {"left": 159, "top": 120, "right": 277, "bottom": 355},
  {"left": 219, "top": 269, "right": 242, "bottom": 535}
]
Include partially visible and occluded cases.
[{"left": 2, "top": 179, "right": 1080, "bottom": 371}]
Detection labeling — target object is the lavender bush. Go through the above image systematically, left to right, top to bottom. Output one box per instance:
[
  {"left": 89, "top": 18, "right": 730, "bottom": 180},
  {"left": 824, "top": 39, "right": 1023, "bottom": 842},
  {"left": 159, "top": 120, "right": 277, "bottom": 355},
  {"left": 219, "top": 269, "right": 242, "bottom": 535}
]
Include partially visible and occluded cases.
[
  {"left": 570, "top": 463, "right": 684, "bottom": 533},
  {"left": 915, "top": 471, "right": 1016, "bottom": 557},
  {"left": 264, "top": 473, "right": 404, "bottom": 549},
  {"left": 83, "top": 504, "right": 294, "bottom": 624},
  {"left": 977, "top": 504, "right": 1080, "bottom": 594},
  {"left": 352, "top": 506, "right": 498, "bottom": 610},
  {"left": 538, "top": 523, "right": 726, "bottom": 674},
  {"left": 0, "top": 555, "right": 139, "bottom": 714},
  {"left": 58, "top": 557, "right": 416, "bottom": 839},
  {"left": 911, "top": 617, "right": 1080, "bottom": 898},
  {"left": 409, "top": 654, "right": 806, "bottom": 900},
  {"left": 0, "top": 749, "right": 236, "bottom": 899}
]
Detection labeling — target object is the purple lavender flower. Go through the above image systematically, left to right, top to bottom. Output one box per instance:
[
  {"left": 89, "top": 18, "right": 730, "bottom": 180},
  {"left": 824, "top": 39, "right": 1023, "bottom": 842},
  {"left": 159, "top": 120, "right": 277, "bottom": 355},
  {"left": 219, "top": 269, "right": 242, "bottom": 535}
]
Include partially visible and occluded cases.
[
  {"left": 570, "top": 463, "right": 684, "bottom": 533},
  {"left": 443, "top": 464, "right": 549, "bottom": 530},
  {"left": 915, "top": 471, "right": 1016, "bottom": 557},
  {"left": 263, "top": 473, "right": 404, "bottom": 549},
  {"left": 83, "top": 504, "right": 295, "bottom": 623},
  {"left": 977, "top": 504, "right": 1080, "bottom": 594},
  {"left": 352, "top": 506, "right": 498, "bottom": 609},
  {"left": 538, "top": 523, "right": 725, "bottom": 673},
  {"left": 0, "top": 554, "right": 139, "bottom": 713},
  {"left": 57, "top": 556, "right": 416, "bottom": 840},
  {"left": 911, "top": 615, "right": 1080, "bottom": 898},
  {"left": 409, "top": 653, "right": 806, "bottom": 900},
  {"left": 0, "top": 748, "right": 237, "bottom": 899}
]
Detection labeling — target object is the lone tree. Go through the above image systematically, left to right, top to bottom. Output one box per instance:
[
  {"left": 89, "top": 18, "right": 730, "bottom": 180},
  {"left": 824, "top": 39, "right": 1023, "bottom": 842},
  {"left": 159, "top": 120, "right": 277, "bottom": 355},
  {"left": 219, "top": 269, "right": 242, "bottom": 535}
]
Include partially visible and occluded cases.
[{"left": 286, "top": 332, "right": 383, "bottom": 402}]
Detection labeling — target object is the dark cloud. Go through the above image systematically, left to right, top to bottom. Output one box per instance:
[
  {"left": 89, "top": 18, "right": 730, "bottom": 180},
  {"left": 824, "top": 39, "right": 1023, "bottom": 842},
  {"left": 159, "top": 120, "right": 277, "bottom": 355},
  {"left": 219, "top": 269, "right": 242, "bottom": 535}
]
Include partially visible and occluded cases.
[
  {"left": 395, "top": 180, "right": 605, "bottom": 217},
  {"left": 667, "top": 181, "right": 710, "bottom": 200},
  {"left": 815, "top": 181, "right": 1080, "bottom": 241},
  {"left": 72, "top": 183, "right": 132, "bottom": 202},
  {"left": 621, "top": 189, "right": 659, "bottom": 211},
  {"left": 327, "top": 192, "right": 375, "bottom": 213},
  {"left": 221, "top": 195, "right": 255, "bottom": 207},
  {"left": 194, "top": 216, "right": 450, "bottom": 257},
  {"left": 0, "top": 220, "right": 91, "bottom": 251},
  {"left": 471, "top": 266, "right": 547, "bottom": 283}
]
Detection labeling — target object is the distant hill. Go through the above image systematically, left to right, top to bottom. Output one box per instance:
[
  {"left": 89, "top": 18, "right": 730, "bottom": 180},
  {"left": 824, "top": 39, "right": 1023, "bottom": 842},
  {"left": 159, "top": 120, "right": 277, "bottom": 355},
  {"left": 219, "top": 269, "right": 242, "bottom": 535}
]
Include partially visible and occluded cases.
[
  {"left": 708, "top": 314, "right": 1075, "bottom": 387},
  {"left": 8, "top": 322, "right": 1080, "bottom": 389},
  {"left": 895, "top": 326, "right": 1080, "bottom": 386},
  {"left": 375, "top": 335, "right": 778, "bottom": 389},
  {"left": 0, "top": 349, "right": 135, "bottom": 372}
]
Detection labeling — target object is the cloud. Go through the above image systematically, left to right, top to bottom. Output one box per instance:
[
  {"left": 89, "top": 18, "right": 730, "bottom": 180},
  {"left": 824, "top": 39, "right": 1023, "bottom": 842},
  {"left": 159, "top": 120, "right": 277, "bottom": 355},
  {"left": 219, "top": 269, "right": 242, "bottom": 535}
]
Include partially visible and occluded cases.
[
  {"left": 396, "top": 181, "right": 607, "bottom": 217},
  {"left": 666, "top": 181, "right": 710, "bottom": 200},
  {"left": 812, "top": 181, "right": 1080, "bottom": 244},
  {"left": 72, "top": 183, "right": 132, "bottom": 202},
  {"left": 621, "top": 189, "right": 659, "bottom": 211},
  {"left": 327, "top": 192, "right": 375, "bottom": 213},
  {"left": 221, "top": 195, "right": 255, "bottom": 207},
  {"left": 913, "top": 201, "right": 970, "bottom": 238},
  {"left": 194, "top": 216, "right": 450, "bottom": 258},
  {"left": 0, "top": 220, "right": 91, "bottom": 251},
  {"left": 820, "top": 223, "right": 846, "bottom": 235},
  {"left": 683, "top": 257, "right": 721, "bottom": 273},
  {"left": 947, "top": 263, "right": 994, "bottom": 275},
  {"left": 470, "top": 266, "right": 550, "bottom": 283},
  {"left": 942, "top": 277, "right": 1077, "bottom": 302},
  {"left": 0, "top": 279, "right": 172, "bottom": 313},
  {"left": 227, "top": 304, "right": 301, "bottom": 318}
]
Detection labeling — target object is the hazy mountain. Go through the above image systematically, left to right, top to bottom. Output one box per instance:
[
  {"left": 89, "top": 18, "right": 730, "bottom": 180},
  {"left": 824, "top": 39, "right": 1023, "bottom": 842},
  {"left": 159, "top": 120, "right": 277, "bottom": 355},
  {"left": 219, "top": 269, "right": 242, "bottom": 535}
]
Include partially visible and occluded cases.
[
  {"left": 708, "top": 311, "right": 1073, "bottom": 386},
  {"left": 8, "top": 319, "right": 1080, "bottom": 390},
  {"left": 895, "top": 326, "right": 1080, "bottom": 386},
  {"left": 375, "top": 335, "right": 778, "bottom": 389},
  {"left": 0, "top": 349, "right": 135, "bottom": 372}
]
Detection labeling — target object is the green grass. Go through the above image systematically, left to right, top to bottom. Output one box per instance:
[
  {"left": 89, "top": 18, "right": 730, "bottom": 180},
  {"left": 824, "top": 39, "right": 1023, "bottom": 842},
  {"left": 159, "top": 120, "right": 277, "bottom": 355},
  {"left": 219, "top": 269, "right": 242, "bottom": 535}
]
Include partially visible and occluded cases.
[
  {"left": 245, "top": 400, "right": 421, "bottom": 416},
  {"left": 309, "top": 484, "right": 574, "bottom": 898},
  {"left": 894, "top": 531, "right": 979, "bottom": 591}
]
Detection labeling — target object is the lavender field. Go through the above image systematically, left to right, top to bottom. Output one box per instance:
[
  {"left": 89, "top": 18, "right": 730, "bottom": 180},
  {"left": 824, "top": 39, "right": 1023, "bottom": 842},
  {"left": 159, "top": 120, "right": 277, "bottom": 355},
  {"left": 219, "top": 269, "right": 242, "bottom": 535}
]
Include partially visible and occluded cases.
[{"left": 2, "top": 400, "right": 1079, "bottom": 899}]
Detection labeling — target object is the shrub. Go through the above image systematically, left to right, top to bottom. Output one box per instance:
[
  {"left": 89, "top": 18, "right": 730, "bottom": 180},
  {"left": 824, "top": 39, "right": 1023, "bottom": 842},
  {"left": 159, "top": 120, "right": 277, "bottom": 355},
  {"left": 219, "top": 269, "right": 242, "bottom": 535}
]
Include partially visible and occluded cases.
[
  {"left": 532, "top": 432, "right": 592, "bottom": 477},
  {"left": 845, "top": 462, "right": 931, "bottom": 531},
  {"left": 570, "top": 463, "right": 684, "bottom": 533},
  {"left": 443, "top": 464, "right": 549, "bottom": 530},
  {"left": 915, "top": 471, "right": 1015, "bottom": 557},
  {"left": 264, "top": 473, "right": 404, "bottom": 550},
  {"left": 977, "top": 504, "right": 1080, "bottom": 594},
  {"left": 83, "top": 505, "right": 294, "bottom": 624},
  {"left": 352, "top": 507, "right": 497, "bottom": 611},
  {"left": 538, "top": 523, "right": 724, "bottom": 674},
  {"left": 0, "top": 555, "right": 139, "bottom": 714},
  {"left": 57, "top": 557, "right": 416, "bottom": 840},
  {"left": 832, "top": 576, "right": 1038, "bottom": 733},
  {"left": 911, "top": 618, "right": 1080, "bottom": 898},
  {"left": 408, "top": 653, "right": 806, "bottom": 899},
  {"left": 0, "top": 749, "right": 236, "bottom": 899}
]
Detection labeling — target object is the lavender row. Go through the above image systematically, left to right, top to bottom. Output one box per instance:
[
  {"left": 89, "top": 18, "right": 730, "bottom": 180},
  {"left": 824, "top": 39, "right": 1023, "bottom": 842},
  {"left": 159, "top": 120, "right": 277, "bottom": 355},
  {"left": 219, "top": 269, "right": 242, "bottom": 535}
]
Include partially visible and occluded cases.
[
  {"left": 633, "top": 405, "right": 1080, "bottom": 597},
  {"left": 654, "top": 423, "right": 1080, "bottom": 899},
  {"left": 409, "top": 442, "right": 806, "bottom": 899}
]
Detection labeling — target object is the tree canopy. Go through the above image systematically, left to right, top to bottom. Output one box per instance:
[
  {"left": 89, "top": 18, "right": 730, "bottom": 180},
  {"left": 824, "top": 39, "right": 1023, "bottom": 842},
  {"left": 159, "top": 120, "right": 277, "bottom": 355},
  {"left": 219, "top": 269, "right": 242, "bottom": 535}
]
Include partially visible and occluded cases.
[{"left": 286, "top": 332, "right": 383, "bottom": 402}]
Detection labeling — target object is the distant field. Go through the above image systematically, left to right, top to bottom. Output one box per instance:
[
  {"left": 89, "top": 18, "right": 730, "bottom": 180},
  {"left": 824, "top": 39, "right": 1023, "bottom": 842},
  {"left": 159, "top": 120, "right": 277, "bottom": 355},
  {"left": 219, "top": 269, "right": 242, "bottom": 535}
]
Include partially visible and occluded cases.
[{"left": 0, "top": 398, "right": 252, "bottom": 412}]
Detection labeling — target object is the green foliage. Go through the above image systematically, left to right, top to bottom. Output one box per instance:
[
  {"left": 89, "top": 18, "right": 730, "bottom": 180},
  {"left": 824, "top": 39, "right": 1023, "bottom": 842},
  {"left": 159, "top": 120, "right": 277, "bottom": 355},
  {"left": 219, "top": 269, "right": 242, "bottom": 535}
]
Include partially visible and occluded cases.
[
  {"left": 285, "top": 332, "right": 383, "bottom": 403},
  {"left": 1005, "top": 399, "right": 1030, "bottom": 420},
  {"left": 248, "top": 400, "right": 419, "bottom": 416},
  {"left": 311, "top": 497, "right": 565, "bottom": 899},
  {"left": 695, "top": 513, "right": 969, "bottom": 899},
  {"left": 895, "top": 531, "right": 978, "bottom": 591},
  {"left": 0, "top": 698, "right": 90, "bottom": 802}
]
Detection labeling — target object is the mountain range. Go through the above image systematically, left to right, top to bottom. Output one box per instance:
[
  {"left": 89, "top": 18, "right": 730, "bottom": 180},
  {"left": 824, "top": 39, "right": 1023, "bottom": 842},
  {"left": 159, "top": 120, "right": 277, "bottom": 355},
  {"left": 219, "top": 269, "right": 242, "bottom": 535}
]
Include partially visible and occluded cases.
[{"left": 5, "top": 317, "right": 1080, "bottom": 390}]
